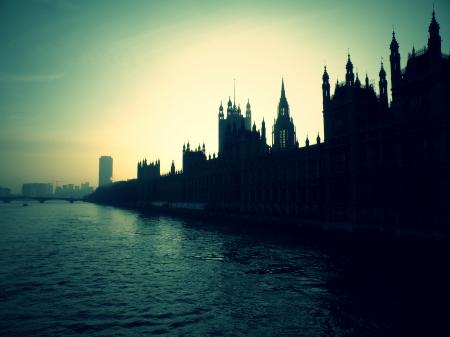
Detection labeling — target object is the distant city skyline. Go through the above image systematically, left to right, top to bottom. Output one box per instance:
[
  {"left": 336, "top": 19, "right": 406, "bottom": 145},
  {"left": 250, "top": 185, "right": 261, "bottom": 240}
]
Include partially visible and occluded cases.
[{"left": 1, "top": 0, "right": 449, "bottom": 193}]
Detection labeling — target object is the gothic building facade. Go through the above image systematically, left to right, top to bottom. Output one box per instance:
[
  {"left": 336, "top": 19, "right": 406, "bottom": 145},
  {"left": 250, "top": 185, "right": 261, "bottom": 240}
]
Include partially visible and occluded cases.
[{"left": 130, "top": 11, "right": 449, "bottom": 230}]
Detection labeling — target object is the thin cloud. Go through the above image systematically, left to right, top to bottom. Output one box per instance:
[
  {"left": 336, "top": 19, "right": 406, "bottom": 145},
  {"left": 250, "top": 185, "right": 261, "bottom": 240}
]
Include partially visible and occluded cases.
[{"left": 0, "top": 72, "right": 65, "bottom": 82}]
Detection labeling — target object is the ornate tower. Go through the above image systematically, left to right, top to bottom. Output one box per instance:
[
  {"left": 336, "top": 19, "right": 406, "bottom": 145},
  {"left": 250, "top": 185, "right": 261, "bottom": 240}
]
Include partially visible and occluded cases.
[
  {"left": 428, "top": 9, "right": 441, "bottom": 59},
  {"left": 390, "top": 30, "right": 401, "bottom": 102},
  {"left": 345, "top": 54, "right": 355, "bottom": 86},
  {"left": 379, "top": 61, "right": 388, "bottom": 108},
  {"left": 322, "top": 66, "right": 330, "bottom": 110},
  {"left": 272, "top": 79, "right": 296, "bottom": 151}
]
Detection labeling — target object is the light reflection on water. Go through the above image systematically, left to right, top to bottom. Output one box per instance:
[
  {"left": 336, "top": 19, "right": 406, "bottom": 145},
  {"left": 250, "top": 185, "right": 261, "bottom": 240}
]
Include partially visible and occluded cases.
[{"left": 0, "top": 202, "right": 447, "bottom": 336}]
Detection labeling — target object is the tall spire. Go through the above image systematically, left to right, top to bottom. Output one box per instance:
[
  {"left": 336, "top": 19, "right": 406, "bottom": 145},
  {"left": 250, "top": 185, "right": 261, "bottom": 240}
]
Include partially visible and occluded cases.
[{"left": 278, "top": 77, "right": 289, "bottom": 117}]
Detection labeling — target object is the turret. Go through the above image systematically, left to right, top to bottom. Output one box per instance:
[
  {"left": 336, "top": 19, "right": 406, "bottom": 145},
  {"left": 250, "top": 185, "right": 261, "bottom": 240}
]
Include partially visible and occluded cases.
[
  {"left": 428, "top": 9, "right": 441, "bottom": 59},
  {"left": 390, "top": 30, "right": 401, "bottom": 101},
  {"left": 345, "top": 53, "right": 355, "bottom": 86},
  {"left": 379, "top": 61, "right": 388, "bottom": 108},
  {"left": 322, "top": 66, "right": 330, "bottom": 109},
  {"left": 227, "top": 97, "right": 232, "bottom": 116},
  {"left": 245, "top": 99, "right": 252, "bottom": 130},
  {"left": 246, "top": 99, "right": 251, "bottom": 118},
  {"left": 219, "top": 101, "right": 224, "bottom": 120},
  {"left": 261, "top": 118, "right": 266, "bottom": 145},
  {"left": 170, "top": 160, "right": 175, "bottom": 175}
]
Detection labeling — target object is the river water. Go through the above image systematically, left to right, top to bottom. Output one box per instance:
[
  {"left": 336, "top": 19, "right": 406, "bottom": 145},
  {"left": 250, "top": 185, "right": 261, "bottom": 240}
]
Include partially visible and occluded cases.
[{"left": 0, "top": 202, "right": 447, "bottom": 336}]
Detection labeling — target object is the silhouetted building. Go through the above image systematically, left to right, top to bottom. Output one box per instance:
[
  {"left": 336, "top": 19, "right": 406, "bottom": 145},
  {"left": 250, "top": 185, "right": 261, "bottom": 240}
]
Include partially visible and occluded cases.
[
  {"left": 107, "top": 11, "right": 449, "bottom": 230},
  {"left": 99, "top": 156, "right": 113, "bottom": 187},
  {"left": 22, "top": 183, "right": 53, "bottom": 197}
]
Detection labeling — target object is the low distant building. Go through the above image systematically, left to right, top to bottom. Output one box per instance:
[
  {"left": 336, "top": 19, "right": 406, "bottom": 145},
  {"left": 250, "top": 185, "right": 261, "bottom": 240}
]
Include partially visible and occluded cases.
[
  {"left": 54, "top": 182, "right": 94, "bottom": 198},
  {"left": 80, "top": 182, "right": 94, "bottom": 196},
  {"left": 22, "top": 183, "right": 53, "bottom": 197},
  {"left": 0, "top": 186, "right": 11, "bottom": 197}
]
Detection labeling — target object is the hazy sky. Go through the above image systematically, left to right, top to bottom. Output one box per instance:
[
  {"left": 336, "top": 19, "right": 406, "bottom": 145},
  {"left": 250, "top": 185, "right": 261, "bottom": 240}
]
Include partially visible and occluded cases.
[{"left": 1, "top": 0, "right": 449, "bottom": 192}]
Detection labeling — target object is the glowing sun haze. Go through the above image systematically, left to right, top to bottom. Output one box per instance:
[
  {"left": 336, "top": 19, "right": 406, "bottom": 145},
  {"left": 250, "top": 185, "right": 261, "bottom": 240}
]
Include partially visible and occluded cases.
[{"left": 0, "top": 0, "right": 449, "bottom": 192}]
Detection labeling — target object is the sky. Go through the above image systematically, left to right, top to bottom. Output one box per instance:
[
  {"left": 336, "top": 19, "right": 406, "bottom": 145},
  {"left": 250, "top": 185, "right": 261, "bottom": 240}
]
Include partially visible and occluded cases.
[{"left": 0, "top": 0, "right": 449, "bottom": 193}]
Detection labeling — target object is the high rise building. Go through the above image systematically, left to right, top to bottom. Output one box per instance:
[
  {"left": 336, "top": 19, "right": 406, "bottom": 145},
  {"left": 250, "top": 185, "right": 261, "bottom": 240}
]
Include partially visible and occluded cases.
[{"left": 98, "top": 156, "right": 113, "bottom": 187}]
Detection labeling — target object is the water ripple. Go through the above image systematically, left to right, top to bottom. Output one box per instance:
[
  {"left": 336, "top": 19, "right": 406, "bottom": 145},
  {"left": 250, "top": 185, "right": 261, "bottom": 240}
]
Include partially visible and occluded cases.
[{"left": 0, "top": 202, "right": 447, "bottom": 336}]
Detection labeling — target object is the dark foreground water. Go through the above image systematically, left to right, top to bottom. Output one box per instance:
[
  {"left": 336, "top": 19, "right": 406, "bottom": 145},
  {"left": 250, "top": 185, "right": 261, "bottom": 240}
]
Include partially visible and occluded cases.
[{"left": 0, "top": 202, "right": 448, "bottom": 336}]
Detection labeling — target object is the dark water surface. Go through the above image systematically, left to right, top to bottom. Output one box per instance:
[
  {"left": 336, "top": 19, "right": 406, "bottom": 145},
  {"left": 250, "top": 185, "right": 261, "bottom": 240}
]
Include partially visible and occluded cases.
[{"left": 0, "top": 202, "right": 447, "bottom": 336}]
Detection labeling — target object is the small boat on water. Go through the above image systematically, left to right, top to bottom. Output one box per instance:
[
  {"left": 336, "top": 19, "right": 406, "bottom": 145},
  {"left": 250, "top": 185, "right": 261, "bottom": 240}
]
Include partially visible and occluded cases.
[{"left": 22, "top": 203, "right": 28, "bottom": 207}]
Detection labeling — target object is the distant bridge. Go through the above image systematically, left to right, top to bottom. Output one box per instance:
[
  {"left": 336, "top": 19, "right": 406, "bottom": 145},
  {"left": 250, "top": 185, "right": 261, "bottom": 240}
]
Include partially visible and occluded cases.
[{"left": 0, "top": 196, "right": 83, "bottom": 204}]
